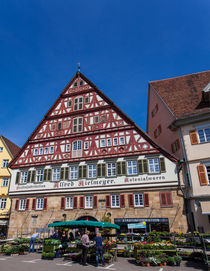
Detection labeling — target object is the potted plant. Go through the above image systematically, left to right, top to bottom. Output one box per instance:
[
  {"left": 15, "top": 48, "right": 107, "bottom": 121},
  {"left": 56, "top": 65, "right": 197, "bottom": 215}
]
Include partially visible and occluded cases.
[
  {"left": 42, "top": 252, "right": 55, "bottom": 260},
  {"left": 104, "top": 253, "right": 113, "bottom": 263},
  {"left": 174, "top": 255, "right": 182, "bottom": 266},
  {"left": 167, "top": 256, "right": 175, "bottom": 266},
  {"left": 144, "top": 258, "right": 151, "bottom": 267}
]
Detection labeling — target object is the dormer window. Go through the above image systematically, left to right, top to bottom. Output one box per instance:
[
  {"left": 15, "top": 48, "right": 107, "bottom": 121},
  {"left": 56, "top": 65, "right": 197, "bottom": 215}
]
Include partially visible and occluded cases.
[{"left": 202, "top": 82, "right": 210, "bottom": 103}]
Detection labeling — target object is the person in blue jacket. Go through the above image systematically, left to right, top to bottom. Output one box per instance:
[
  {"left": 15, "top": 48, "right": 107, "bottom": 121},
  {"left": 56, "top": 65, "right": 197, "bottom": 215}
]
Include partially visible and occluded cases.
[{"left": 94, "top": 232, "right": 105, "bottom": 267}]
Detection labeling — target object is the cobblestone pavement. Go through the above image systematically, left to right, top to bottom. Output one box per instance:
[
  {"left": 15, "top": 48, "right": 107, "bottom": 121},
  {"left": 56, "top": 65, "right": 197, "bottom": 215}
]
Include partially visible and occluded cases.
[{"left": 0, "top": 253, "right": 208, "bottom": 271}]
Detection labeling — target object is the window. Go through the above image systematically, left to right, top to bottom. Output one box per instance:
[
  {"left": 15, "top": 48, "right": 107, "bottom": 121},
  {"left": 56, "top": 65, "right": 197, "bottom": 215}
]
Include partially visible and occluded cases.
[
  {"left": 80, "top": 80, "right": 83, "bottom": 86},
  {"left": 74, "top": 82, "right": 78, "bottom": 87},
  {"left": 74, "top": 96, "right": 83, "bottom": 111},
  {"left": 85, "top": 97, "right": 89, "bottom": 104},
  {"left": 68, "top": 100, "right": 72, "bottom": 107},
  {"left": 152, "top": 104, "right": 159, "bottom": 117},
  {"left": 94, "top": 116, "right": 99, "bottom": 124},
  {"left": 73, "top": 117, "right": 83, "bottom": 133},
  {"left": 58, "top": 123, "right": 62, "bottom": 130},
  {"left": 154, "top": 125, "right": 162, "bottom": 138},
  {"left": 198, "top": 127, "right": 210, "bottom": 143},
  {"left": 119, "top": 137, "right": 125, "bottom": 145},
  {"left": 107, "top": 138, "right": 112, "bottom": 147},
  {"left": 113, "top": 138, "right": 118, "bottom": 146},
  {"left": 100, "top": 139, "right": 106, "bottom": 148},
  {"left": 171, "top": 139, "right": 180, "bottom": 153},
  {"left": 73, "top": 140, "right": 82, "bottom": 151},
  {"left": 84, "top": 142, "right": 89, "bottom": 150},
  {"left": 66, "top": 144, "right": 71, "bottom": 152},
  {"left": 50, "top": 146, "right": 54, "bottom": 154},
  {"left": 0, "top": 147, "right": 3, "bottom": 152},
  {"left": 44, "top": 147, "right": 48, "bottom": 154},
  {"left": 39, "top": 148, "right": 43, "bottom": 155},
  {"left": 34, "top": 149, "right": 38, "bottom": 156},
  {"left": 148, "top": 158, "right": 160, "bottom": 173},
  {"left": 2, "top": 159, "right": 9, "bottom": 168},
  {"left": 127, "top": 161, "right": 137, "bottom": 175},
  {"left": 107, "top": 163, "right": 116, "bottom": 177},
  {"left": 88, "top": 164, "right": 97, "bottom": 178},
  {"left": 205, "top": 164, "right": 210, "bottom": 184},
  {"left": 70, "top": 166, "right": 78, "bottom": 180},
  {"left": 52, "top": 168, "right": 60, "bottom": 181},
  {"left": 36, "top": 169, "right": 44, "bottom": 182},
  {"left": 20, "top": 171, "right": 28, "bottom": 184},
  {"left": 2, "top": 178, "right": 9, "bottom": 187},
  {"left": 160, "top": 192, "right": 173, "bottom": 207},
  {"left": 134, "top": 194, "right": 144, "bottom": 207},
  {"left": 111, "top": 195, "right": 120, "bottom": 208},
  {"left": 85, "top": 196, "right": 93, "bottom": 208},
  {"left": 65, "top": 197, "right": 73, "bottom": 209},
  {"left": 0, "top": 198, "right": 7, "bottom": 209},
  {"left": 36, "top": 198, "right": 44, "bottom": 210},
  {"left": 19, "top": 199, "right": 26, "bottom": 210}
]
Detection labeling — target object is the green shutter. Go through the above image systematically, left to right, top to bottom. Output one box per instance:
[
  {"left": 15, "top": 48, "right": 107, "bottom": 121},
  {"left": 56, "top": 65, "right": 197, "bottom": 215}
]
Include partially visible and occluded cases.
[
  {"left": 159, "top": 158, "right": 166, "bottom": 173},
  {"left": 143, "top": 159, "right": 149, "bottom": 173},
  {"left": 138, "top": 160, "right": 143, "bottom": 174},
  {"left": 122, "top": 161, "right": 126, "bottom": 175},
  {"left": 117, "top": 162, "right": 121, "bottom": 175},
  {"left": 102, "top": 163, "right": 106, "bottom": 177},
  {"left": 97, "top": 164, "right": 101, "bottom": 177},
  {"left": 83, "top": 165, "right": 87, "bottom": 178},
  {"left": 79, "top": 166, "right": 82, "bottom": 179},
  {"left": 65, "top": 167, "right": 69, "bottom": 180},
  {"left": 60, "top": 168, "right": 64, "bottom": 180},
  {"left": 43, "top": 169, "right": 47, "bottom": 181},
  {"left": 47, "top": 169, "right": 52, "bottom": 181},
  {"left": 31, "top": 170, "right": 36, "bottom": 183},
  {"left": 27, "top": 171, "right": 31, "bottom": 183},
  {"left": 15, "top": 172, "right": 20, "bottom": 184}
]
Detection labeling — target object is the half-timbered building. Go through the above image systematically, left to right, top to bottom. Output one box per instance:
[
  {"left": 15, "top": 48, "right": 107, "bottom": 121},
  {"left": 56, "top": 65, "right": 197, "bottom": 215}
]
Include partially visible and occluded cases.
[{"left": 8, "top": 72, "right": 187, "bottom": 237}]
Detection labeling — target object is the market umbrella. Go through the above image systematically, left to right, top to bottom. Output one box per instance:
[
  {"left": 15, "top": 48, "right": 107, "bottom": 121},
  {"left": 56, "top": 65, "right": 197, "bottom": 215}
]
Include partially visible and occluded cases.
[{"left": 48, "top": 220, "right": 120, "bottom": 230}]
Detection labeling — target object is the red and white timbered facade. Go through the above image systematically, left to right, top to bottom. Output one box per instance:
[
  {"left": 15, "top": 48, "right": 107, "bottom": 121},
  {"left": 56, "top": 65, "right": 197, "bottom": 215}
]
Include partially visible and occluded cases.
[{"left": 8, "top": 72, "right": 187, "bottom": 237}]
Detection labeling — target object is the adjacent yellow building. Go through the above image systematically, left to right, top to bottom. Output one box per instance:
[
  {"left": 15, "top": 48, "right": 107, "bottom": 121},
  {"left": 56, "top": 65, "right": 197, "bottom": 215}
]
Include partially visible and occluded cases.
[{"left": 0, "top": 135, "right": 20, "bottom": 236}]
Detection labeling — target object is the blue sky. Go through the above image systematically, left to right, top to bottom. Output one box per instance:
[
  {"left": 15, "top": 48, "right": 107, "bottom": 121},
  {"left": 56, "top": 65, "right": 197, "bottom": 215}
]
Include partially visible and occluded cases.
[{"left": 0, "top": 0, "right": 209, "bottom": 147}]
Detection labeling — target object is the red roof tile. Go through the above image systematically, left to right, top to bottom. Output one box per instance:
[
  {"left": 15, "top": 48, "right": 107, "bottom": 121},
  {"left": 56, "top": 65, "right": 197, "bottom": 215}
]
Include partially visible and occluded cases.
[
  {"left": 150, "top": 71, "right": 210, "bottom": 118},
  {"left": 1, "top": 136, "right": 21, "bottom": 158}
]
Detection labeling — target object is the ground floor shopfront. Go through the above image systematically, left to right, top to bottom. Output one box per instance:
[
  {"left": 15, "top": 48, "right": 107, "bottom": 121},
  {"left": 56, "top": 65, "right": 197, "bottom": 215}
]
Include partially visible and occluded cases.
[{"left": 7, "top": 189, "right": 188, "bottom": 238}]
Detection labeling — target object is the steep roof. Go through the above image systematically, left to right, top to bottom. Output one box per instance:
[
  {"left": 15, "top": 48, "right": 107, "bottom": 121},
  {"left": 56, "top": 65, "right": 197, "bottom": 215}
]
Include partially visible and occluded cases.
[
  {"left": 150, "top": 70, "right": 210, "bottom": 119},
  {"left": 0, "top": 135, "right": 20, "bottom": 158}
]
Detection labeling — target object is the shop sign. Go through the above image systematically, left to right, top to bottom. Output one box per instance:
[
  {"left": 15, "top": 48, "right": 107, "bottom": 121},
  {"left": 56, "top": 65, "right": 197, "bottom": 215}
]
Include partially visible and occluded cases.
[
  {"left": 114, "top": 218, "right": 169, "bottom": 224},
  {"left": 128, "top": 222, "right": 146, "bottom": 229}
]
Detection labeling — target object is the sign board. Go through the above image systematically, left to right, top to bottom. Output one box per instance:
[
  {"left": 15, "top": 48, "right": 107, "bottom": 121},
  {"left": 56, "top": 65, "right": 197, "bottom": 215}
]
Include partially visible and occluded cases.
[{"left": 128, "top": 222, "right": 146, "bottom": 229}]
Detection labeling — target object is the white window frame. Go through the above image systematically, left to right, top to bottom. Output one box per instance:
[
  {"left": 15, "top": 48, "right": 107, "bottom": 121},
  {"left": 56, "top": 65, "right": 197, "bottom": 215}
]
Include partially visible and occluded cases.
[
  {"left": 74, "top": 96, "right": 83, "bottom": 111},
  {"left": 73, "top": 117, "right": 83, "bottom": 133},
  {"left": 197, "top": 127, "right": 210, "bottom": 143},
  {"left": 119, "top": 137, "right": 125, "bottom": 145},
  {"left": 107, "top": 138, "right": 112, "bottom": 147},
  {"left": 113, "top": 138, "right": 118, "bottom": 146},
  {"left": 100, "top": 139, "right": 106, "bottom": 148},
  {"left": 72, "top": 140, "right": 82, "bottom": 151},
  {"left": 84, "top": 142, "right": 89, "bottom": 150},
  {"left": 66, "top": 144, "right": 71, "bottom": 152},
  {"left": 50, "top": 146, "right": 54, "bottom": 154},
  {"left": 0, "top": 147, "right": 3, "bottom": 152},
  {"left": 44, "top": 147, "right": 49, "bottom": 154},
  {"left": 39, "top": 148, "right": 43, "bottom": 155},
  {"left": 34, "top": 149, "right": 38, "bottom": 156},
  {"left": 148, "top": 158, "right": 160, "bottom": 173},
  {"left": 2, "top": 160, "right": 9, "bottom": 168},
  {"left": 127, "top": 160, "right": 137, "bottom": 175},
  {"left": 204, "top": 162, "right": 210, "bottom": 184},
  {"left": 107, "top": 163, "right": 116, "bottom": 177},
  {"left": 88, "top": 164, "right": 97, "bottom": 178},
  {"left": 70, "top": 166, "right": 78, "bottom": 180},
  {"left": 52, "top": 168, "right": 60, "bottom": 181},
  {"left": 36, "top": 169, "right": 44, "bottom": 182},
  {"left": 20, "top": 171, "right": 28, "bottom": 184},
  {"left": 2, "top": 178, "right": 9, "bottom": 187},
  {"left": 134, "top": 193, "right": 144, "bottom": 207},
  {"left": 111, "top": 194, "right": 120, "bottom": 208},
  {"left": 85, "top": 195, "right": 93, "bottom": 208},
  {"left": 65, "top": 197, "right": 73, "bottom": 209},
  {"left": 0, "top": 198, "right": 7, "bottom": 210},
  {"left": 36, "top": 198, "right": 44, "bottom": 210},
  {"left": 19, "top": 199, "right": 26, "bottom": 210}
]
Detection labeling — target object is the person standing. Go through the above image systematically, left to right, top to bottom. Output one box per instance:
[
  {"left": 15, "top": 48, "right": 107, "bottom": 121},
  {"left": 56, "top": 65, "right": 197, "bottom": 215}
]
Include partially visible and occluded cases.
[
  {"left": 81, "top": 230, "right": 90, "bottom": 266},
  {"left": 28, "top": 232, "right": 39, "bottom": 253},
  {"left": 94, "top": 232, "right": 105, "bottom": 267}
]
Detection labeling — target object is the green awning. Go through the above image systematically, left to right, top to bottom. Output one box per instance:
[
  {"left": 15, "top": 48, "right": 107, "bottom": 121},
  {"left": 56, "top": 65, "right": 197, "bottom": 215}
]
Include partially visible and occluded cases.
[{"left": 48, "top": 220, "right": 120, "bottom": 230}]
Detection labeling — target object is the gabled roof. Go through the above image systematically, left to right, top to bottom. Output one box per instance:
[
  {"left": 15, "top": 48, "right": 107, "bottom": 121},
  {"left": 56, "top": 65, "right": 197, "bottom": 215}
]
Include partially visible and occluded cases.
[
  {"left": 150, "top": 70, "right": 210, "bottom": 118},
  {"left": 0, "top": 135, "right": 20, "bottom": 158}
]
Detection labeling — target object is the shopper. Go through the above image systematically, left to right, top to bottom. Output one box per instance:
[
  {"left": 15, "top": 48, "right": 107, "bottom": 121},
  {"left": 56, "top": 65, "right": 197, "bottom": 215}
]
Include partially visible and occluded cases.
[
  {"left": 81, "top": 230, "right": 90, "bottom": 266},
  {"left": 28, "top": 232, "right": 39, "bottom": 253},
  {"left": 94, "top": 232, "right": 104, "bottom": 267}
]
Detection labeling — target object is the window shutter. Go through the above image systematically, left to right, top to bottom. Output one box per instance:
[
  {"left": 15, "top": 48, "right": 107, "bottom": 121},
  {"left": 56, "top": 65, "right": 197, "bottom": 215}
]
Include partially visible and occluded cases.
[
  {"left": 189, "top": 130, "right": 198, "bottom": 145},
  {"left": 159, "top": 158, "right": 166, "bottom": 173},
  {"left": 143, "top": 159, "right": 149, "bottom": 173},
  {"left": 138, "top": 160, "right": 143, "bottom": 174},
  {"left": 122, "top": 161, "right": 126, "bottom": 175},
  {"left": 117, "top": 162, "right": 121, "bottom": 175},
  {"left": 102, "top": 163, "right": 106, "bottom": 177},
  {"left": 97, "top": 164, "right": 101, "bottom": 177},
  {"left": 83, "top": 165, "right": 87, "bottom": 178},
  {"left": 197, "top": 165, "right": 208, "bottom": 186},
  {"left": 79, "top": 166, "right": 82, "bottom": 178},
  {"left": 65, "top": 167, "right": 69, "bottom": 180},
  {"left": 60, "top": 168, "right": 64, "bottom": 180},
  {"left": 43, "top": 169, "right": 47, "bottom": 181},
  {"left": 47, "top": 169, "right": 52, "bottom": 181},
  {"left": 31, "top": 170, "right": 36, "bottom": 182},
  {"left": 27, "top": 171, "right": 31, "bottom": 183},
  {"left": 15, "top": 172, "right": 20, "bottom": 184},
  {"left": 160, "top": 192, "right": 166, "bottom": 207},
  {"left": 166, "top": 192, "right": 173, "bottom": 207},
  {"left": 144, "top": 193, "right": 149, "bottom": 207},
  {"left": 120, "top": 194, "right": 125, "bottom": 208},
  {"left": 128, "top": 194, "right": 134, "bottom": 207},
  {"left": 93, "top": 195, "right": 97, "bottom": 209},
  {"left": 106, "top": 195, "right": 111, "bottom": 208},
  {"left": 80, "top": 196, "right": 84, "bottom": 209},
  {"left": 61, "top": 197, "right": 65, "bottom": 209},
  {"left": 73, "top": 197, "right": 77, "bottom": 209},
  {"left": 43, "top": 198, "right": 47, "bottom": 210},
  {"left": 15, "top": 199, "right": 19, "bottom": 211},
  {"left": 26, "top": 199, "right": 30, "bottom": 210},
  {"left": 32, "top": 199, "right": 36, "bottom": 210}
]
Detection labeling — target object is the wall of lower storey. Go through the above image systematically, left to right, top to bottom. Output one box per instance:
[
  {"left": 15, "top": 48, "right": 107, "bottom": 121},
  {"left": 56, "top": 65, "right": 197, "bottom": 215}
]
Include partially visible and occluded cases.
[{"left": 8, "top": 189, "right": 188, "bottom": 238}]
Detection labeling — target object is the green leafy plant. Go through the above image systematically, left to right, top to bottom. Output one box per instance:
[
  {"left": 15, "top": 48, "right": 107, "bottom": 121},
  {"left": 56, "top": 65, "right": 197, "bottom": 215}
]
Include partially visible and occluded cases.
[
  {"left": 174, "top": 255, "right": 182, "bottom": 265},
  {"left": 167, "top": 256, "right": 175, "bottom": 266}
]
